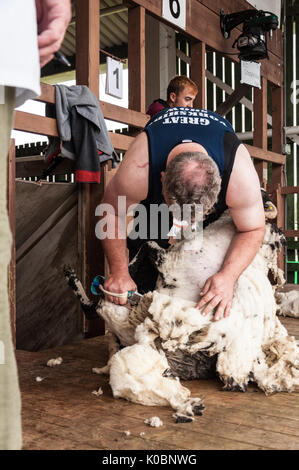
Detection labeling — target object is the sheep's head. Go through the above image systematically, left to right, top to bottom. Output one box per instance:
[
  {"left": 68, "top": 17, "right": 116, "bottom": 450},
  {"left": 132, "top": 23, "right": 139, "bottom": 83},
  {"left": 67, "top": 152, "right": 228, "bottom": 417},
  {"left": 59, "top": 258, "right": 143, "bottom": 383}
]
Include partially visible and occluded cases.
[{"left": 261, "top": 188, "right": 278, "bottom": 220}]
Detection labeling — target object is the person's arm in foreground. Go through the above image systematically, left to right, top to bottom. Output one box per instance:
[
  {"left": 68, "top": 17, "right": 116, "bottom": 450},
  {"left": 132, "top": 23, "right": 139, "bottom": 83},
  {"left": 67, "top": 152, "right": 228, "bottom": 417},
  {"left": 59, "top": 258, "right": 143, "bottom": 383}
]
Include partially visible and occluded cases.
[
  {"left": 35, "top": 0, "right": 72, "bottom": 67},
  {"left": 100, "top": 132, "right": 149, "bottom": 304},
  {"left": 197, "top": 144, "right": 266, "bottom": 321}
]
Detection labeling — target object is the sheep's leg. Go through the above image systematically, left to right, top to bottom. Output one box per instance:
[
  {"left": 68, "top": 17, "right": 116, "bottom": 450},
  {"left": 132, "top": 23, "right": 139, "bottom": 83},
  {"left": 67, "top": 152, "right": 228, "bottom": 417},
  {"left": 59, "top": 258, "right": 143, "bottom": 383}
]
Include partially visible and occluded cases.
[
  {"left": 129, "top": 241, "right": 166, "bottom": 277},
  {"left": 129, "top": 242, "right": 167, "bottom": 294},
  {"left": 64, "top": 265, "right": 99, "bottom": 320},
  {"left": 92, "top": 331, "right": 121, "bottom": 375},
  {"left": 216, "top": 337, "right": 256, "bottom": 392},
  {"left": 173, "top": 398, "right": 206, "bottom": 423}
]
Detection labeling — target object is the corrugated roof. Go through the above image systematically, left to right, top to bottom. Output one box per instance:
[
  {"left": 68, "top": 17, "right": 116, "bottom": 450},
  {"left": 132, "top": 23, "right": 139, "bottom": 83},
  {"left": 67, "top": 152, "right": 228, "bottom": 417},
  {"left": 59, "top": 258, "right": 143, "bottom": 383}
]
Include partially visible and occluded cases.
[{"left": 60, "top": 0, "right": 128, "bottom": 59}]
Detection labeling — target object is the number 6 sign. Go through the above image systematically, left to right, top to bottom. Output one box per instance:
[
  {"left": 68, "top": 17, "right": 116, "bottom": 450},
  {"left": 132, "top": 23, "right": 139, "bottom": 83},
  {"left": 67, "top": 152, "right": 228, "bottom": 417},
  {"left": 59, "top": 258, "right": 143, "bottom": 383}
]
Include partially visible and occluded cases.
[{"left": 162, "top": 0, "right": 186, "bottom": 30}]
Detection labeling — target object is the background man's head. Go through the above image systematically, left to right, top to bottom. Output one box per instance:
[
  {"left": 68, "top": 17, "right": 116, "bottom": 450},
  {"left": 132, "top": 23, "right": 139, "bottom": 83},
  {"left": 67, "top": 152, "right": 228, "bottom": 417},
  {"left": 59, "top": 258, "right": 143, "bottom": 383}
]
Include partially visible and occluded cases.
[
  {"left": 167, "top": 76, "right": 198, "bottom": 108},
  {"left": 162, "top": 152, "right": 221, "bottom": 219}
]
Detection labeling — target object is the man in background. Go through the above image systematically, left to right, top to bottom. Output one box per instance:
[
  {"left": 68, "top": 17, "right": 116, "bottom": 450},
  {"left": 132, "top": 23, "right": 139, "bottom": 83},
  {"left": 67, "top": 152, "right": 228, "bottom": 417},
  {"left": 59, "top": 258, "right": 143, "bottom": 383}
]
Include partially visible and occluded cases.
[
  {"left": 0, "top": 0, "right": 71, "bottom": 450},
  {"left": 146, "top": 75, "right": 198, "bottom": 117}
]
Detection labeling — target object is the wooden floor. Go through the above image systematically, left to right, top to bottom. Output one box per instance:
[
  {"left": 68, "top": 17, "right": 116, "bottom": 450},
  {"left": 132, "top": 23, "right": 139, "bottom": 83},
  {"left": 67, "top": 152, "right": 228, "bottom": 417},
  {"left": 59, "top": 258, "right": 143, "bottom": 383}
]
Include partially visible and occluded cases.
[{"left": 17, "top": 316, "right": 299, "bottom": 450}]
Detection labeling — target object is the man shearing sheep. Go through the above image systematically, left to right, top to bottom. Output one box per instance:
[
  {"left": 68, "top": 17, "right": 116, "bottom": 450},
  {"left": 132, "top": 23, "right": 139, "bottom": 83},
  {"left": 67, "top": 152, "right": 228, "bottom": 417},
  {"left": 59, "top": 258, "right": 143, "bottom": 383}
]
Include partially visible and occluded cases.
[{"left": 100, "top": 107, "right": 265, "bottom": 322}]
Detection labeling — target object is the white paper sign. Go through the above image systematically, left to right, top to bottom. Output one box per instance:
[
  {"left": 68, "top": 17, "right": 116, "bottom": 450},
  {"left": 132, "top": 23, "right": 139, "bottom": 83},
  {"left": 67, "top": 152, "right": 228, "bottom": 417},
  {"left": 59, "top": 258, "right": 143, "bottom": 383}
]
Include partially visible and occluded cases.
[
  {"left": 162, "top": 0, "right": 186, "bottom": 31},
  {"left": 106, "top": 57, "right": 123, "bottom": 99},
  {"left": 240, "top": 60, "right": 261, "bottom": 89}
]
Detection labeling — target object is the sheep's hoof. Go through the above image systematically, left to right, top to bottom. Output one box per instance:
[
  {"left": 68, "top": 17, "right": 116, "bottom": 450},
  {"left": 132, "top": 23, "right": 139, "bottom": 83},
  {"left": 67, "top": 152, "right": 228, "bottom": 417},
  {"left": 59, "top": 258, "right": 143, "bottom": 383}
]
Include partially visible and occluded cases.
[
  {"left": 222, "top": 377, "right": 248, "bottom": 392},
  {"left": 192, "top": 403, "right": 205, "bottom": 416},
  {"left": 173, "top": 413, "right": 194, "bottom": 423}
]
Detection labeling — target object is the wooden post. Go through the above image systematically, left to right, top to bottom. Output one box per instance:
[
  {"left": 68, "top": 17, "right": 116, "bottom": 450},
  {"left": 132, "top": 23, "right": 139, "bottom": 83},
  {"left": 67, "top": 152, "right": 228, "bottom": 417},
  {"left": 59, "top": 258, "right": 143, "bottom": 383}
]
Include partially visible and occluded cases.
[
  {"left": 76, "top": 0, "right": 104, "bottom": 337},
  {"left": 76, "top": 0, "right": 100, "bottom": 97},
  {"left": 128, "top": 5, "right": 146, "bottom": 113},
  {"left": 190, "top": 41, "right": 206, "bottom": 109},
  {"left": 253, "top": 76, "right": 268, "bottom": 186},
  {"left": 216, "top": 84, "right": 250, "bottom": 117},
  {"left": 271, "top": 84, "right": 285, "bottom": 271},
  {"left": 272, "top": 85, "right": 285, "bottom": 186},
  {"left": 7, "top": 140, "right": 16, "bottom": 347}
]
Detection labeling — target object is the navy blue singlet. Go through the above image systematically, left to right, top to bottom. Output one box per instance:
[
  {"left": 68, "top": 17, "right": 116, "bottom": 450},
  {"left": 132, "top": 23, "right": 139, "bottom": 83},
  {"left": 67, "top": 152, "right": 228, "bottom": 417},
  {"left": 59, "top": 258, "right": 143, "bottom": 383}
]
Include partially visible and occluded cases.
[{"left": 127, "top": 107, "right": 241, "bottom": 257}]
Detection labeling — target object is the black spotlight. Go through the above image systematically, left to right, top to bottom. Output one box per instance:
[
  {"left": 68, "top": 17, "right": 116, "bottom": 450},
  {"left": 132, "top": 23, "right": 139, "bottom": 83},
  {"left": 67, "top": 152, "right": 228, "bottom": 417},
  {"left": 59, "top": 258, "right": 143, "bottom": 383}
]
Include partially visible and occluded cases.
[{"left": 220, "top": 9, "right": 279, "bottom": 61}]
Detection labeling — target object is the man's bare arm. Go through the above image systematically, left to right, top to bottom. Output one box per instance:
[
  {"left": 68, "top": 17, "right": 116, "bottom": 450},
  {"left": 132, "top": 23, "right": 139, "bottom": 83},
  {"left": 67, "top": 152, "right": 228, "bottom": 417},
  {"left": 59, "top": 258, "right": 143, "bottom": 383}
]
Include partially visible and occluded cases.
[
  {"left": 100, "top": 132, "right": 149, "bottom": 304},
  {"left": 197, "top": 144, "right": 265, "bottom": 320}
]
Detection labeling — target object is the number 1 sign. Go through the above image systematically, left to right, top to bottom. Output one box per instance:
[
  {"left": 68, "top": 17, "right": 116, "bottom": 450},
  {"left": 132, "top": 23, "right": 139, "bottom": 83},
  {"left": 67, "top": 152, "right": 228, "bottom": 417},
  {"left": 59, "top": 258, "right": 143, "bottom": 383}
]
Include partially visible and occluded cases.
[
  {"left": 162, "top": 0, "right": 186, "bottom": 30},
  {"left": 106, "top": 57, "right": 123, "bottom": 99}
]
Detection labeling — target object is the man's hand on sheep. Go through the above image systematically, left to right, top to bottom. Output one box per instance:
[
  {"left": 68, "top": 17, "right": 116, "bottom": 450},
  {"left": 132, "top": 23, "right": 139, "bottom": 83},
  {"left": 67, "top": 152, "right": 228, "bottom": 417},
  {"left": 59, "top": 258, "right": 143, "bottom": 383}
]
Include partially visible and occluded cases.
[
  {"left": 196, "top": 144, "right": 265, "bottom": 321},
  {"left": 196, "top": 271, "right": 235, "bottom": 321},
  {"left": 103, "top": 272, "right": 137, "bottom": 305}
]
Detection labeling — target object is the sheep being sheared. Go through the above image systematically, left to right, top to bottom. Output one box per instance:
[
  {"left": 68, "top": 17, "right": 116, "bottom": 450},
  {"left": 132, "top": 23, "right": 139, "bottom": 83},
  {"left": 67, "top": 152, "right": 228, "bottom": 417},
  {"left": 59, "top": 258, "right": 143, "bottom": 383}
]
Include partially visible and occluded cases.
[
  {"left": 65, "top": 193, "right": 298, "bottom": 421},
  {"left": 128, "top": 210, "right": 298, "bottom": 394},
  {"left": 65, "top": 267, "right": 205, "bottom": 421}
]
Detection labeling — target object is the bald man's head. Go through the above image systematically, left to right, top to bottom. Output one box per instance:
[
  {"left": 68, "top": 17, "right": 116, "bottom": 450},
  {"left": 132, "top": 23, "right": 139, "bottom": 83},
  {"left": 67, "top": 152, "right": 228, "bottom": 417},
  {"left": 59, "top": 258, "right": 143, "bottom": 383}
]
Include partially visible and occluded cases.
[{"left": 162, "top": 152, "right": 221, "bottom": 218}]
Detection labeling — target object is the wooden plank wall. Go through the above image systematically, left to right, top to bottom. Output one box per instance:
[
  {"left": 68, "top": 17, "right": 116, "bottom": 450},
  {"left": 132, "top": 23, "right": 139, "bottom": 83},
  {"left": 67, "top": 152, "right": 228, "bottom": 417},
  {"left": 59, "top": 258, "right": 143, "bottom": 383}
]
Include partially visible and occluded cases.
[{"left": 15, "top": 181, "right": 81, "bottom": 351}]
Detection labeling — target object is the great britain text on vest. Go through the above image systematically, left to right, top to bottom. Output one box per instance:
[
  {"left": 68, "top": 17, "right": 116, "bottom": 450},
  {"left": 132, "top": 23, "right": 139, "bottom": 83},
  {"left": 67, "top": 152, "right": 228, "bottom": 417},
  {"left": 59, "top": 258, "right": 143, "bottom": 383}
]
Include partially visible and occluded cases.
[{"left": 147, "top": 108, "right": 229, "bottom": 128}]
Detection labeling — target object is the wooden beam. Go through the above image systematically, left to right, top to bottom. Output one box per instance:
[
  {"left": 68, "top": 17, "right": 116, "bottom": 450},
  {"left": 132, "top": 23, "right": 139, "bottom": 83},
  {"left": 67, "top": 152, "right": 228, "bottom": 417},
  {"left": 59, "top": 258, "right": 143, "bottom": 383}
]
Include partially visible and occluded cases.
[
  {"left": 75, "top": 0, "right": 100, "bottom": 97},
  {"left": 75, "top": 0, "right": 104, "bottom": 338},
  {"left": 129, "top": 0, "right": 283, "bottom": 86},
  {"left": 128, "top": 6, "right": 146, "bottom": 113},
  {"left": 190, "top": 41, "right": 206, "bottom": 109},
  {"left": 253, "top": 76, "right": 268, "bottom": 186},
  {"left": 254, "top": 77, "right": 268, "bottom": 150},
  {"left": 36, "top": 82, "right": 55, "bottom": 103},
  {"left": 36, "top": 83, "right": 150, "bottom": 128},
  {"left": 216, "top": 83, "right": 250, "bottom": 117},
  {"left": 270, "top": 84, "right": 285, "bottom": 272},
  {"left": 272, "top": 85, "right": 285, "bottom": 186},
  {"left": 272, "top": 85, "right": 284, "bottom": 155},
  {"left": 99, "top": 101, "right": 149, "bottom": 128},
  {"left": 14, "top": 110, "right": 134, "bottom": 151},
  {"left": 14, "top": 111, "right": 58, "bottom": 137},
  {"left": 110, "top": 132, "right": 134, "bottom": 151},
  {"left": 7, "top": 140, "right": 16, "bottom": 347},
  {"left": 245, "top": 145, "right": 285, "bottom": 165},
  {"left": 16, "top": 159, "right": 74, "bottom": 179},
  {"left": 281, "top": 186, "right": 299, "bottom": 195},
  {"left": 284, "top": 230, "right": 299, "bottom": 238}
]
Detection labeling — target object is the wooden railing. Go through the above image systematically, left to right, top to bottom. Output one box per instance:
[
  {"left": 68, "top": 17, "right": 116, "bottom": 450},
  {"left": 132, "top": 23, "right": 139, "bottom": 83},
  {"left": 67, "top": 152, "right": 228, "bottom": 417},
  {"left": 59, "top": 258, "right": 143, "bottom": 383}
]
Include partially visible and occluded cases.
[{"left": 13, "top": 82, "right": 149, "bottom": 152}]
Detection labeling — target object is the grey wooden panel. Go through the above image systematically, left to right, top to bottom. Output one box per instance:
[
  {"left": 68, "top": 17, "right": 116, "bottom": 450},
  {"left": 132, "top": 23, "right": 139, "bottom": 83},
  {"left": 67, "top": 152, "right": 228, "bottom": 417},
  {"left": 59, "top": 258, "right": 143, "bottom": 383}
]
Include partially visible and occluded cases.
[
  {"left": 16, "top": 180, "right": 77, "bottom": 250},
  {"left": 16, "top": 181, "right": 82, "bottom": 351}
]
